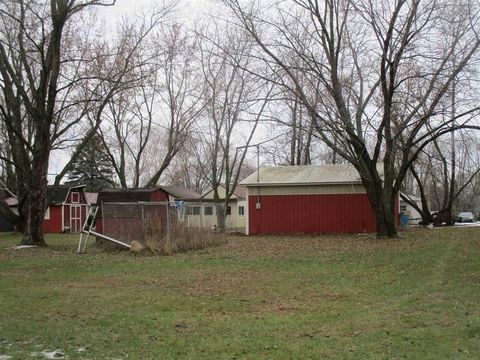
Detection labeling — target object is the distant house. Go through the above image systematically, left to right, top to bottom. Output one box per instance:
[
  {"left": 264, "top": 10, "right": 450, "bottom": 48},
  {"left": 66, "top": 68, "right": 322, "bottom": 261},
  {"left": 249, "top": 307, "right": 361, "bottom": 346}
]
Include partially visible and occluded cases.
[
  {"left": 240, "top": 164, "right": 397, "bottom": 235},
  {"left": 182, "top": 184, "right": 247, "bottom": 232},
  {"left": 43, "top": 185, "right": 90, "bottom": 233},
  {"left": 160, "top": 185, "right": 202, "bottom": 202},
  {"left": 400, "top": 193, "right": 422, "bottom": 224}
]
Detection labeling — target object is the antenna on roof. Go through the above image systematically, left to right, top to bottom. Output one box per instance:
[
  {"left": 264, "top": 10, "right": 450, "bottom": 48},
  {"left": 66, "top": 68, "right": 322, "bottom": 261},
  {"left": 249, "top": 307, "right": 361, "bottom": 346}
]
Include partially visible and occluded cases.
[{"left": 257, "top": 144, "right": 260, "bottom": 184}]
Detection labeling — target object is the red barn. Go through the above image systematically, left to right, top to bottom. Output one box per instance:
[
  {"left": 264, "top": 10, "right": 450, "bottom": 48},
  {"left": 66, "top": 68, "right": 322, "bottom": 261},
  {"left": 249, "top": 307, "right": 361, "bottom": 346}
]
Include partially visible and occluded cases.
[
  {"left": 241, "top": 164, "right": 397, "bottom": 235},
  {"left": 43, "top": 185, "right": 90, "bottom": 233}
]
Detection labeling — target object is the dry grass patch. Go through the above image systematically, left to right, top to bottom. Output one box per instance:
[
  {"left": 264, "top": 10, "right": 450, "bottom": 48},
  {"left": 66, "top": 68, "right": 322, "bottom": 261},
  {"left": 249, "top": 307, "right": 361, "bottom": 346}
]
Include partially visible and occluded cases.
[
  {"left": 197, "top": 230, "right": 423, "bottom": 263},
  {"left": 176, "top": 268, "right": 271, "bottom": 298}
]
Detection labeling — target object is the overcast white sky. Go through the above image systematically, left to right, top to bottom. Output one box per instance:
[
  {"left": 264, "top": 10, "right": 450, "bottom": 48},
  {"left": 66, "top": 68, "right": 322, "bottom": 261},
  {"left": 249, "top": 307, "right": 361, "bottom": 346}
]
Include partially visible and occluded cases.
[{"left": 96, "top": 0, "right": 213, "bottom": 25}]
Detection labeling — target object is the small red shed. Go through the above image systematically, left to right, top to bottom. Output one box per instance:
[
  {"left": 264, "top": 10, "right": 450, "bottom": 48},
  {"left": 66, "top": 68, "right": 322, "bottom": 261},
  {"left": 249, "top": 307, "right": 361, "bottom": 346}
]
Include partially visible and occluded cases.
[
  {"left": 240, "top": 164, "right": 395, "bottom": 235},
  {"left": 43, "top": 185, "right": 90, "bottom": 233},
  {"left": 94, "top": 187, "right": 170, "bottom": 238}
]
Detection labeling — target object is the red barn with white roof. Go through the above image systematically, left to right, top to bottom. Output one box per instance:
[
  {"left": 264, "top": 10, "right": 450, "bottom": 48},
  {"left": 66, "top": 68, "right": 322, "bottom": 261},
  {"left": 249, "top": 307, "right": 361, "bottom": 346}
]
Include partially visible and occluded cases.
[
  {"left": 240, "top": 164, "right": 395, "bottom": 235},
  {"left": 43, "top": 185, "right": 90, "bottom": 233}
]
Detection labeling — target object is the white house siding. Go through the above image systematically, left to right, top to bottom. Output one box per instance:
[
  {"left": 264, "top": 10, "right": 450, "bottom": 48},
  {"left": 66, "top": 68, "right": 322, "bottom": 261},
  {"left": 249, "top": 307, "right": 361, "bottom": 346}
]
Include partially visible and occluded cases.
[
  {"left": 399, "top": 199, "right": 422, "bottom": 224},
  {"left": 236, "top": 200, "right": 247, "bottom": 229},
  {"left": 183, "top": 201, "right": 247, "bottom": 232}
]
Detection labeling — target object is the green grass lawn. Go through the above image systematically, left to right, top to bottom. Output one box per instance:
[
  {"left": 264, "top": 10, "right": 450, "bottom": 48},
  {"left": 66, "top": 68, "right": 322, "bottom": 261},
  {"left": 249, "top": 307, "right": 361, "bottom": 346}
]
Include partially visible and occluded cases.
[{"left": 0, "top": 228, "right": 479, "bottom": 359}]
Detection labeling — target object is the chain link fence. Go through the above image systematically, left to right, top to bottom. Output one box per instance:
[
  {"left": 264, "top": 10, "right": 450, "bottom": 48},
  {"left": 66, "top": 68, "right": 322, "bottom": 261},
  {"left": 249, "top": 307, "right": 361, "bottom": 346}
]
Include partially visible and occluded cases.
[{"left": 98, "top": 202, "right": 224, "bottom": 254}]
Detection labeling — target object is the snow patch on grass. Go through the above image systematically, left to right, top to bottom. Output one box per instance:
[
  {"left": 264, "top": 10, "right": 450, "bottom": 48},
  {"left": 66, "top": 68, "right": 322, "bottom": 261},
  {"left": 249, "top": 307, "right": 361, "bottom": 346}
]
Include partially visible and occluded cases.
[
  {"left": 455, "top": 221, "right": 480, "bottom": 227},
  {"left": 10, "top": 245, "right": 37, "bottom": 250},
  {"left": 39, "top": 349, "right": 65, "bottom": 359}
]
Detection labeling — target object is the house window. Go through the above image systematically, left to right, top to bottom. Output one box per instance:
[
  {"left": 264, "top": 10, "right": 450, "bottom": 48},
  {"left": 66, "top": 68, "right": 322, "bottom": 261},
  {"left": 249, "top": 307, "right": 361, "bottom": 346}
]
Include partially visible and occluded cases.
[
  {"left": 71, "top": 192, "right": 80, "bottom": 203},
  {"left": 226, "top": 205, "right": 231, "bottom": 216},
  {"left": 400, "top": 205, "right": 407, "bottom": 212},
  {"left": 187, "top": 206, "right": 201, "bottom": 215},
  {"left": 204, "top": 206, "right": 213, "bottom": 216},
  {"left": 238, "top": 206, "right": 245, "bottom": 216},
  {"left": 44, "top": 207, "right": 50, "bottom": 220}
]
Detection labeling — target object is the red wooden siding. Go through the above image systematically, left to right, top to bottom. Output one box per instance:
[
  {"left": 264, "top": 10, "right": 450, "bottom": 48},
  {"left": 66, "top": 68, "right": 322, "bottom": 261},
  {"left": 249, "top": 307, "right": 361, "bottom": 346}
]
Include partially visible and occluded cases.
[
  {"left": 43, "top": 187, "right": 89, "bottom": 233},
  {"left": 151, "top": 188, "right": 169, "bottom": 201},
  {"left": 66, "top": 189, "right": 87, "bottom": 204},
  {"left": 248, "top": 194, "right": 377, "bottom": 234},
  {"left": 63, "top": 204, "right": 87, "bottom": 227},
  {"left": 64, "top": 204, "right": 88, "bottom": 233},
  {"left": 42, "top": 205, "right": 63, "bottom": 233}
]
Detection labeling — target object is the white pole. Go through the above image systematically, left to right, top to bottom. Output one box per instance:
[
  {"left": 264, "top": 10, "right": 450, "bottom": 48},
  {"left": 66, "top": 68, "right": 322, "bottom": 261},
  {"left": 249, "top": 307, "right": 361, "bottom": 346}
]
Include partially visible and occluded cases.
[{"left": 166, "top": 202, "right": 170, "bottom": 248}]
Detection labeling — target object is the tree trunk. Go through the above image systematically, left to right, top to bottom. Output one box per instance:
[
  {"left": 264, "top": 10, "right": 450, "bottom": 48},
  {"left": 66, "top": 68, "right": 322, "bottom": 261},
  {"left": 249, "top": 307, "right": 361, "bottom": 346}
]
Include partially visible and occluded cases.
[
  {"left": 20, "top": 147, "right": 49, "bottom": 246},
  {"left": 407, "top": 166, "right": 434, "bottom": 225},
  {"left": 362, "top": 172, "right": 398, "bottom": 238},
  {"left": 21, "top": 185, "right": 48, "bottom": 246},
  {"left": 371, "top": 193, "right": 397, "bottom": 237},
  {"left": 21, "top": 195, "right": 47, "bottom": 246},
  {"left": 215, "top": 203, "right": 226, "bottom": 232},
  {"left": 375, "top": 206, "right": 397, "bottom": 237},
  {"left": 420, "top": 211, "right": 434, "bottom": 226}
]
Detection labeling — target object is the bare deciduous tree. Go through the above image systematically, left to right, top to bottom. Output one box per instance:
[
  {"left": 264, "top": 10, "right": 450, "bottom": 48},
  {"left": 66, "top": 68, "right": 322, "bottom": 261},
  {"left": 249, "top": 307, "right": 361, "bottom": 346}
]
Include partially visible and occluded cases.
[
  {"left": 0, "top": 0, "right": 173, "bottom": 245},
  {"left": 226, "top": 0, "right": 480, "bottom": 237},
  {"left": 197, "top": 21, "right": 271, "bottom": 231},
  {"left": 98, "top": 23, "right": 204, "bottom": 188},
  {"left": 402, "top": 131, "right": 480, "bottom": 225},
  {"left": 163, "top": 136, "right": 213, "bottom": 194}
]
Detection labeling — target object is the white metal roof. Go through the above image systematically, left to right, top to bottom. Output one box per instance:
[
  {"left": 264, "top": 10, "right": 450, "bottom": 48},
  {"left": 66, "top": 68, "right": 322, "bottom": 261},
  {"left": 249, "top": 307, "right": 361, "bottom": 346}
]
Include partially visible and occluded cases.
[
  {"left": 240, "top": 163, "right": 383, "bottom": 186},
  {"left": 201, "top": 184, "right": 247, "bottom": 200},
  {"left": 85, "top": 192, "right": 98, "bottom": 205}
]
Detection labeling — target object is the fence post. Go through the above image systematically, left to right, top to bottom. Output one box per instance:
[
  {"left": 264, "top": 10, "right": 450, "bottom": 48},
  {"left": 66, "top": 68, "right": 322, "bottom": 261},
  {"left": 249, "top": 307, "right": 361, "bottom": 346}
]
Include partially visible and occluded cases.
[
  {"left": 101, "top": 201, "right": 105, "bottom": 236},
  {"left": 166, "top": 202, "right": 170, "bottom": 248},
  {"left": 200, "top": 202, "right": 203, "bottom": 229},
  {"left": 141, "top": 203, "right": 145, "bottom": 243}
]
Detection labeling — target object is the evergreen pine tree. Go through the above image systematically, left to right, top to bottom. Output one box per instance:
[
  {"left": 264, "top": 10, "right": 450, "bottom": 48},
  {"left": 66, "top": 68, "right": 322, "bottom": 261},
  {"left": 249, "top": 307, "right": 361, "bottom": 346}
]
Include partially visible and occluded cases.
[{"left": 65, "top": 135, "right": 116, "bottom": 191}]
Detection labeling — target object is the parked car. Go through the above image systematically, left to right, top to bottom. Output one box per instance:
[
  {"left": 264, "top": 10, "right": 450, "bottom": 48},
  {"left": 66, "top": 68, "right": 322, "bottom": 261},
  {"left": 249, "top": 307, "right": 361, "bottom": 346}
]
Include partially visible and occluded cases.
[{"left": 457, "top": 212, "right": 475, "bottom": 223}]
